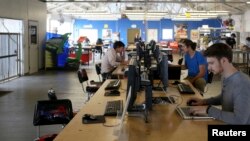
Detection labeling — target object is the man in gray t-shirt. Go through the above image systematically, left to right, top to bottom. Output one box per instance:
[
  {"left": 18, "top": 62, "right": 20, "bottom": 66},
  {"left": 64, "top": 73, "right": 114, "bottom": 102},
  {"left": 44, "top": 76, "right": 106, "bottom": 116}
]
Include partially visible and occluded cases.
[{"left": 187, "top": 43, "right": 250, "bottom": 124}]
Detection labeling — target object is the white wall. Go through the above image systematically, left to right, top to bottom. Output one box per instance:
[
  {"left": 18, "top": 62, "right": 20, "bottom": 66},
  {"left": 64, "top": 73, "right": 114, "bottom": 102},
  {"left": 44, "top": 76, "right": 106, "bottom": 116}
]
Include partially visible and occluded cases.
[
  {"left": 0, "top": 0, "right": 47, "bottom": 74},
  {"left": 244, "top": 10, "right": 250, "bottom": 32},
  {"left": 47, "top": 14, "right": 74, "bottom": 35}
]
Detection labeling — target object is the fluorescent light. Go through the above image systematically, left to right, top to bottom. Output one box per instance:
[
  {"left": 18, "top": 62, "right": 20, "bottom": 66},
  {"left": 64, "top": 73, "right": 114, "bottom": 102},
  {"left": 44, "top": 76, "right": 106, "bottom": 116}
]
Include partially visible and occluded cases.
[
  {"left": 247, "top": 1, "right": 250, "bottom": 4},
  {"left": 123, "top": 10, "right": 167, "bottom": 16},
  {"left": 185, "top": 10, "right": 229, "bottom": 16},
  {"left": 186, "top": 10, "right": 229, "bottom": 13},
  {"left": 64, "top": 12, "right": 110, "bottom": 15},
  {"left": 125, "top": 12, "right": 167, "bottom": 16},
  {"left": 185, "top": 13, "right": 218, "bottom": 16},
  {"left": 176, "top": 15, "right": 218, "bottom": 18},
  {"left": 172, "top": 17, "right": 204, "bottom": 21}
]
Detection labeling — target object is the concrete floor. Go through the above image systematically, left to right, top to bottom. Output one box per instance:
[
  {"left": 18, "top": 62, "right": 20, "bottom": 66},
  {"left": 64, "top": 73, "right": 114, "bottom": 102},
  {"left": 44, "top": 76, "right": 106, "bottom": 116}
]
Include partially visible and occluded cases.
[{"left": 0, "top": 53, "right": 222, "bottom": 141}]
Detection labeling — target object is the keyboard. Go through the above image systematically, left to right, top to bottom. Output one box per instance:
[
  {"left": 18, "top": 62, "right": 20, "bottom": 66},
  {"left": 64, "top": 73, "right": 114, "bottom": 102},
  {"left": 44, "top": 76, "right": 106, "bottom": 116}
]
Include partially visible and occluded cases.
[
  {"left": 105, "top": 79, "right": 121, "bottom": 90},
  {"left": 177, "top": 83, "right": 195, "bottom": 94},
  {"left": 104, "top": 100, "right": 123, "bottom": 116}
]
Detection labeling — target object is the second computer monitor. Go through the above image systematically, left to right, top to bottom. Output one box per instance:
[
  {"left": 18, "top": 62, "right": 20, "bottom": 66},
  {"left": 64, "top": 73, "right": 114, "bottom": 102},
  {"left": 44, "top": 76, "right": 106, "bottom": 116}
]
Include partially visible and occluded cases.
[
  {"left": 159, "top": 53, "right": 168, "bottom": 91},
  {"left": 168, "top": 65, "right": 181, "bottom": 80}
]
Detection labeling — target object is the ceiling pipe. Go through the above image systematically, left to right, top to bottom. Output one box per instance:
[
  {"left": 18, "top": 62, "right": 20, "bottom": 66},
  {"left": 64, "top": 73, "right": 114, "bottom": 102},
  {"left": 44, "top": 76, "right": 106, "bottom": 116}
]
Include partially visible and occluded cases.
[{"left": 39, "top": 0, "right": 248, "bottom": 4}]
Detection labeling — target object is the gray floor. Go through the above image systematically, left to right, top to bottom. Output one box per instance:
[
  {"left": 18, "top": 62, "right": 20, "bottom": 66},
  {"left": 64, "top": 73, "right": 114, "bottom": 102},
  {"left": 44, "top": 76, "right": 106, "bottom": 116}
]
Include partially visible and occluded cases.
[{"left": 0, "top": 53, "right": 222, "bottom": 141}]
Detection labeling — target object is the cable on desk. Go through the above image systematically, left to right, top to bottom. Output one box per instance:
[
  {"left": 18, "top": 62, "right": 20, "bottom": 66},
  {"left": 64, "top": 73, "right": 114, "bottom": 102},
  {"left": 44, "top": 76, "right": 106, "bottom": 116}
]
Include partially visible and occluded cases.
[{"left": 161, "top": 86, "right": 183, "bottom": 105}]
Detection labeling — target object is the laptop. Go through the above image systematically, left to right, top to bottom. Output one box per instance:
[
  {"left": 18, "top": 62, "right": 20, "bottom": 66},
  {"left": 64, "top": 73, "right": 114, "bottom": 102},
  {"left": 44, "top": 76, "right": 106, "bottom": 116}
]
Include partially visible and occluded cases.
[
  {"left": 113, "top": 86, "right": 132, "bottom": 137},
  {"left": 176, "top": 106, "right": 214, "bottom": 120}
]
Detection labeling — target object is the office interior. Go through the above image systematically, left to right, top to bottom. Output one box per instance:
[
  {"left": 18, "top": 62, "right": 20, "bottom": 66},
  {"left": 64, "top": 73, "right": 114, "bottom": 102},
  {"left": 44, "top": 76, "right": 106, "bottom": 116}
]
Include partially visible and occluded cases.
[{"left": 1, "top": 0, "right": 250, "bottom": 141}]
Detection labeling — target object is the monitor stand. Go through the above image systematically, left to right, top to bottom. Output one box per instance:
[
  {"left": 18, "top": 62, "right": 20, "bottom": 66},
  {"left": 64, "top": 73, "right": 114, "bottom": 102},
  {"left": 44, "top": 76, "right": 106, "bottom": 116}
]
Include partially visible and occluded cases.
[
  {"left": 128, "top": 82, "right": 152, "bottom": 123},
  {"left": 128, "top": 104, "right": 149, "bottom": 123}
]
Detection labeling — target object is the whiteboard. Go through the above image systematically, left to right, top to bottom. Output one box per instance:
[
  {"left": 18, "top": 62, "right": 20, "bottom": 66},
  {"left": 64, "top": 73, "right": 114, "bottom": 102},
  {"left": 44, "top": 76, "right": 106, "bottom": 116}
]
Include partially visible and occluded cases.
[
  {"left": 79, "top": 29, "right": 98, "bottom": 44},
  {"left": 147, "top": 29, "right": 158, "bottom": 43},
  {"left": 162, "top": 29, "right": 173, "bottom": 40}
]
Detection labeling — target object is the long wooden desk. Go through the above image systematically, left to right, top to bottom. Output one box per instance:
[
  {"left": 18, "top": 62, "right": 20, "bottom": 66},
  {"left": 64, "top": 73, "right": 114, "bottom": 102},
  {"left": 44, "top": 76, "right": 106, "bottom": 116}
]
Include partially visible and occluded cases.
[
  {"left": 112, "top": 65, "right": 127, "bottom": 79},
  {"left": 54, "top": 79, "right": 222, "bottom": 141}
]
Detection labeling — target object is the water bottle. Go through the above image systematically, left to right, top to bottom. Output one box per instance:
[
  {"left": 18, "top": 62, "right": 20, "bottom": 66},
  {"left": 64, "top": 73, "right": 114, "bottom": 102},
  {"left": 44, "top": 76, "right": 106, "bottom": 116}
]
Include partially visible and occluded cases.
[{"left": 48, "top": 88, "right": 57, "bottom": 100}]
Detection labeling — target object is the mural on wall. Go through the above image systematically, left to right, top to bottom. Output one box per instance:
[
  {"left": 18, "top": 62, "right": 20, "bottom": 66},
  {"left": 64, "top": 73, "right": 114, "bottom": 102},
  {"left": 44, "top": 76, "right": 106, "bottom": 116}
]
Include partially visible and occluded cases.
[
  {"left": 174, "top": 23, "right": 188, "bottom": 40},
  {"left": 102, "top": 29, "right": 112, "bottom": 39},
  {"left": 190, "top": 30, "right": 199, "bottom": 42}
]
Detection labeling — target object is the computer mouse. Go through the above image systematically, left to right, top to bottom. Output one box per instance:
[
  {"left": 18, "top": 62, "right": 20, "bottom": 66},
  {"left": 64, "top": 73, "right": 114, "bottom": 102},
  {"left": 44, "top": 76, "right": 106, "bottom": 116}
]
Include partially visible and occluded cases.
[
  {"left": 187, "top": 100, "right": 196, "bottom": 106},
  {"left": 83, "top": 114, "right": 97, "bottom": 121}
]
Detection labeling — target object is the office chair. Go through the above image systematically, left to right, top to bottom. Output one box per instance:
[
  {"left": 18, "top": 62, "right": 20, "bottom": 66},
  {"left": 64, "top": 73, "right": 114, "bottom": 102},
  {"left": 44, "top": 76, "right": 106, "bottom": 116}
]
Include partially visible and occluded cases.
[
  {"left": 95, "top": 38, "right": 103, "bottom": 59},
  {"left": 95, "top": 46, "right": 103, "bottom": 59},
  {"left": 178, "top": 58, "right": 183, "bottom": 65},
  {"left": 95, "top": 63, "right": 102, "bottom": 82},
  {"left": 77, "top": 68, "right": 101, "bottom": 102},
  {"left": 33, "top": 99, "right": 73, "bottom": 141}
]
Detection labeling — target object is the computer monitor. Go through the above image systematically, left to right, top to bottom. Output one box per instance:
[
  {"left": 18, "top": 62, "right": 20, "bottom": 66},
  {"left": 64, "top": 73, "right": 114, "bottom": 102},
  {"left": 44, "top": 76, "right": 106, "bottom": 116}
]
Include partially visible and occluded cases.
[
  {"left": 136, "top": 42, "right": 144, "bottom": 61},
  {"left": 153, "top": 45, "right": 160, "bottom": 63},
  {"left": 143, "top": 48, "right": 152, "bottom": 69},
  {"left": 149, "top": 52, "right": 168, "bottom": 91},
  {"left": 159, "top": 53, "right": 169, "bottom": 91},
  {"left": 126, "top": 58, "right": 152, "bottom": 111},
  {"left": 126, "top": 58, "right": 139, "bottom": 111},
  {"left": 168, "top": 65, "right": 181, "bottom": 80}
]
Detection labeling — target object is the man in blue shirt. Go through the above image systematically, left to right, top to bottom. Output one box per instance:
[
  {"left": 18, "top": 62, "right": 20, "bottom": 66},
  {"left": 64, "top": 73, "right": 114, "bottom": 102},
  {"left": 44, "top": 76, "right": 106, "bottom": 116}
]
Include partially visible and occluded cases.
[{"left": 180, "top": 39, "right": 208, "bottom": 93}]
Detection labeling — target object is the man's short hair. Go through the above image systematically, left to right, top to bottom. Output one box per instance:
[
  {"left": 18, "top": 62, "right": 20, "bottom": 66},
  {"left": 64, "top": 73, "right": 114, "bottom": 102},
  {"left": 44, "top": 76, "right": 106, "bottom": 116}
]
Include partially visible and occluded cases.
[
  {"left": 113, "top": 41, "right": 125, "bottom": 49},
  {"left": 203, "top": 43, "right": 233, "bottom": 63}
]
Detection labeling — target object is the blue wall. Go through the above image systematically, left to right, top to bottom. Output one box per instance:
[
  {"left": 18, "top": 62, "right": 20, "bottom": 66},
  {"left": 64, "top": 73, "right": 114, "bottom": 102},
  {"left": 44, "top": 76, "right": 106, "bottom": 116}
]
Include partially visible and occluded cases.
[{"left": 74, "top": 18, "right": 222, "bottom": 46}]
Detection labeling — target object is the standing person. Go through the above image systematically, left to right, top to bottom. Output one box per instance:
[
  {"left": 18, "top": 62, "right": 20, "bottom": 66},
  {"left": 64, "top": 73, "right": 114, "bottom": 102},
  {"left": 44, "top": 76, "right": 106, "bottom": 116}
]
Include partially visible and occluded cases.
[
  {"left": 134, "top": 33, "right": 142, "bottom": 44},
  {"left": 226, "top": 33, "right": 236, "bottom": 49},
  {"left": 180, "top": 39, "right": 208, "bottom": 93},
  {"left": 101, "top": 41, "right": 127, "bottom": 82},
  {"left": 187, "top": 43, "right": 250, "bottom": 124}
]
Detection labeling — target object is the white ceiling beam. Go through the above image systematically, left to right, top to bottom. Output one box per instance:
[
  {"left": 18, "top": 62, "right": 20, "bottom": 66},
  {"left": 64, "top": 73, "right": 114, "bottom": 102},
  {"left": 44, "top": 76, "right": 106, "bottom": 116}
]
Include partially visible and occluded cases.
[{"left": 39, "top": 0, "right": 248, "bottom": 4}]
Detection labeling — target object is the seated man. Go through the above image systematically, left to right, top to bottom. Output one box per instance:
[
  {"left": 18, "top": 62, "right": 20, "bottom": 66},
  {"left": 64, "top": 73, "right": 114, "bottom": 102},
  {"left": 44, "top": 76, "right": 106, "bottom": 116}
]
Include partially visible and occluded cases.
[
  {"left": 179, "top": 39, "right": 208, "bottom": 93},
  {"left": 101, "top": 41, "right": 127, "bottom": 82}
]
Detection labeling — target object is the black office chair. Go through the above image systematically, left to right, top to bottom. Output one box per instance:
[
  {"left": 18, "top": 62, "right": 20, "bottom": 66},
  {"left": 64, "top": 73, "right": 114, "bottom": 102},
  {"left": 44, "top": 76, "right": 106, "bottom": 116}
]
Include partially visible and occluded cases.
[
  {"left": 95, "top": 38, "right": 103, "bottom": 59},
  {"left": 95, "top": 46, "right": 103, "bottom": 59},
  {"left": 178, "top": 58, "right": 183, "bottom": 65},
  {"left": 95, "top": 63, "right": 102, "bottom": 82},
  {"left": 77, "top": 68, "right": 101, "bottom": 102},
  {"left": 33, "top": 99, "right": 73, "bottom": 141}
]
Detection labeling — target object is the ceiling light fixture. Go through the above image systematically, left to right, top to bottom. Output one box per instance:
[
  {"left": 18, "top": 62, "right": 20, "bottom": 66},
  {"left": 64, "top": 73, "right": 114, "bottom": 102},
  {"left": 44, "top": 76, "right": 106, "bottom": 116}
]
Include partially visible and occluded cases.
[
  {"left": 186, "top": 10, "right": 229, "bottom": 13},
  {"left": 172, "top": 17, "right": 203, "bottom": 21}
]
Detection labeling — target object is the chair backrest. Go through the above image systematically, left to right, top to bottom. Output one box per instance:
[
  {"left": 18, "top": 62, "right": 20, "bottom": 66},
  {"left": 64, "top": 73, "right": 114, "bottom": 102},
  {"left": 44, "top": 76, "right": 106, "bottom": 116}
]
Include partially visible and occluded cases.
[
  {"left": 178, "top": 58, "right": 183, "bottom": 65},
  {"left": 95, "top": 63, "right": 102, "bottom": 75},
  {"left": 95, "top": 63, "right": 102, "bottom": 82},
  {"left": 77, "top": 68, "right": 89, "bottom": 83},
  {"left": 33, "top": 99, "right": 73, "bottom": 126}
]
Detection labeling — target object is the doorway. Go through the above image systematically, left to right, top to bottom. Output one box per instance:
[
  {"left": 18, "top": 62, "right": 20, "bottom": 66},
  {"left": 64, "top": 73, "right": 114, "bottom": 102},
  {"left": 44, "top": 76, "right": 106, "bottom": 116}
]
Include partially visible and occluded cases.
[
  {"left": 0, "top": 18, "right": 23, "bottom": 82},
  {"left": 28, "top": 20, "right": 39, "bottom": 74},
  {"left": 127, "top": 28, "right": 140, "bottom": 45}
]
